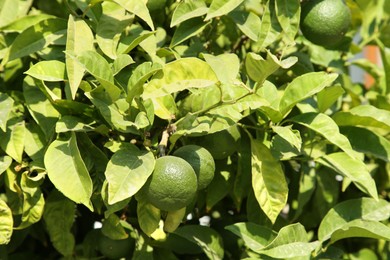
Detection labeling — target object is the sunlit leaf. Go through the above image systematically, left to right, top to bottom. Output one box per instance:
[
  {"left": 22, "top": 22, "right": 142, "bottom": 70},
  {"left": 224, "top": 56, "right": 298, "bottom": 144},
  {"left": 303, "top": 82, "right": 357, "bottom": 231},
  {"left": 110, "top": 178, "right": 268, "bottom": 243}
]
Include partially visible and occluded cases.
[
  {"left": 113, "top": 0, "right": 154, "bottom": 30},
  {"left": 171, "top": 0, "right": 208, "bottom": 27},
  {"left": 205, "top": 0, "right": 244, "bottom": 21},
  {"left": 275, "top": 0, "right": 300, "bottom": 43},
  {"left": 96, "top": 2, "right": 132, "bottom": 59},
  {"left": 228, "top": 11, "right": 261, "bottom": 41},
  {"left": 65, "top": 15, "right": 94, "bottom": 99},
  {"left": 170, "top": 17, "right": 210, "bottom": 47},
  {"left": 4, "top": 18, "right": 67, "bottom": 63},
  {"left": 203, "top": 53, "right": 240, "bottom": 84},
  {"left": 142, "top": 58, "right": 218, "bottom": 99},
  {"left": 25, "top": 60, "right": 66, "bottom": 82},
  {"left": 279, "top": 72, "right": 338, "bottom": 117},
  {"left": 23, "top": 76, "right": 60, "bottom": 139},
  {"left": 0, "top": 93, "right": 14, "bottom": 131},
  {"left": 332, "top": 104, "right": 390, "bottom": 131},
  {"left": 290, "top": 112, "right": 359, "bottom": 160},
  {"left": 341, "top": 126, "right": 390, "bottom": 162},
  {"left": 44, "top": 133, "right": 93, "bottom": 210},
  {"left": 251, "top": 138, "right": 288, "bottom": 224},
  {"left": 105, "top": 144, "right": 155, "bottom": 204},
  {"left": 316, "top": 152, "right": 378, "bottom": 200},
  {"left": 0, "top": 155, "right": 12, "bottom": 176},
  {"left": 15, "top": 171, "right": 45, "bottom": 229},
  {"left": 0, "top": 198, "right": 13, "bottom": 244},
  {"left": 318, "top": 198, "right": 390, "bottom": 242},
  {"left": 137, "top": 199, "right": 161, "bottom": 236},
  {"left": 258, "top": 223, "right": 320, "bottom": 258}
]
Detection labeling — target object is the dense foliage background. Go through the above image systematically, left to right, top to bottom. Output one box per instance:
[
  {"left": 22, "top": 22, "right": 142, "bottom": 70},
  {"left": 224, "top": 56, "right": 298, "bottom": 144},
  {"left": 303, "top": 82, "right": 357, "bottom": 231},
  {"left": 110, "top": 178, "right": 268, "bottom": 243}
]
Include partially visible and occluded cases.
[{"left": 1, "top": 0, "right": 390, "bottom": 259}]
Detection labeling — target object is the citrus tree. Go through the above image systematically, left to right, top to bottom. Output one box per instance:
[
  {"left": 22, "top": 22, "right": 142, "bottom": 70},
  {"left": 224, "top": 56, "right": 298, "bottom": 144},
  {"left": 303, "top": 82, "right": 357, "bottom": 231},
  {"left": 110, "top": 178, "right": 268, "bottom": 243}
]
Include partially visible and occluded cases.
[{"left": 1, "top": 0, "right": 390, "bottom": 259}]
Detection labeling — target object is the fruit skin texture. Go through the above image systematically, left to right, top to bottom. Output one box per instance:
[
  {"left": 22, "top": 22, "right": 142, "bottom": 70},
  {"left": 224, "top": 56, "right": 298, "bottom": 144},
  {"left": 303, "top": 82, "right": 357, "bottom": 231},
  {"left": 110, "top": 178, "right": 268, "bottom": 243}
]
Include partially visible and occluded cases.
[
  {"left": 300, "top": 0, "right": 351, "bottom": 47},
  {"left": 195, "top": 125, "right": 241, "bottom": 160},
  {"left": 173, "top": 145, "right": 216, "bottom": 190},
  {"left": 144, "top": 156, "right": 198, "bottom": 211},
  {"left": 98, "top": 233, "right": 135, "bottom": 259}
]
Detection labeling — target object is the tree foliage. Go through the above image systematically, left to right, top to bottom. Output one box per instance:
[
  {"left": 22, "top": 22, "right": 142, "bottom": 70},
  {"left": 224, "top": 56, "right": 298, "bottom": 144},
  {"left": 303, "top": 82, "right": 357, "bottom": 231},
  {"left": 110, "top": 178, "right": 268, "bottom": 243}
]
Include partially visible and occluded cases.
[{"left": 1, "top": 0, "right": 390, "bottom": 259}]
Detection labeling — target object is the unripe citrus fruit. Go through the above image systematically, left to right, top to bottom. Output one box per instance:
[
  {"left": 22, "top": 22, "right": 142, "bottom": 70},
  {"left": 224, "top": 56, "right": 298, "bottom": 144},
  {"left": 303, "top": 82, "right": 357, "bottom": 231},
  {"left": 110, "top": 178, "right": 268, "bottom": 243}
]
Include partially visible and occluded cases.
[
  {"left": 300, "top": 0, "right": 351, "bottom": 47},
  {"left": 194, "top": 125, "right": 241, "bottom": 160},
  {"left": 173, "top": 145, "right": 215, "bottom": 190},
  {"left": 144, "top": 156, "right": 198, "bottom": 211},
  {"left": 98, "top": 233, "right": 135, "bottom": 259}
]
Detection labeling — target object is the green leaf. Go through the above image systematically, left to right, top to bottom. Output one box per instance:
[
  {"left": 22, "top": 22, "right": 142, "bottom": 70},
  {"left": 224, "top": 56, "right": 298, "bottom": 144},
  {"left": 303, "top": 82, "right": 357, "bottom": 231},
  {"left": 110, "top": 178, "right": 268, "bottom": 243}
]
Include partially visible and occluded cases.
[
  {"left": 0, "top": 0, "right": 19, "bottom": 27},
  {"left": 113, "top": 0, "right": 154, "bottom": 30},
  {"left": 170, "top": 0, "right": 208, "bottom": 27},
  {"left": 205, "top": 0, "right": 244, "bottom": 21},
  {"left": 255, "top": 0, "right": 282, "bottom": 50},
  {"left": 275, "top": 0, "right": 300, "bottom": 43},
  {"left": 96, "top": 2, "right": 133, "bottom": 59},
  {"left": 228, "top": 10, "right": 261, "bottom": 41},
  {"left": 0, "top": 14, "right": 54, "bottom": 32},
  {"left": 65, "top": 15, "right": 95, "bottom": 100},
  {"left": 170, "top": 17, "right": 210, "bottom": 47},
  {"left": 4, "top": 18, "right": 67, "bottom": 63},
  {"left": 117, "top": 24, "right": 154, "bottom": 54},
  {"left": 378, "top": 42, "right": 390, "bottom": 94},
  {"left": 72, "top": 50, "right": 122, "bottom": 100},
  {"left": 246, "top": 51, "right": 297, "bottom": 84},
  {"left": 202, "top": 53, "right": 240, "bottom": 84},
  {"left": 112, "top": 54, "right": 134, "bottom": 75},
  {"left": 142, "top": 57, "right": 218, "bottom": 99},
  {"left": 24, "top": 60, "right": 66, "bottom": 82},
  {"left": 127, "top": 61, "right": 162, "bottom": 103},
  {"left": 279, "top": 72, "right": 338, "bottom": 117},
  {"left": 23, "top": 76, "right": 60, "bottom": 138},
  {"left": 317, "top": 84, "right": 345, "bottom": 113},
  {"left": 86, "top": 87, "right": 140, "bottom": 133},
  {"left": 0, "top": 92, "right": 14, "bottom": 131},
  {"left": 332, "top": 104, "right": 390, "bottom": 131},
  {"left": 290, "top": 112, "right": 359, "bottom": 160},
  {"left": 55, "top": 116, "right": 95, "bottom": 133},
  {"left": 0, "top": 119, "right": 25, "bottom": 163},
  {"left": 24, "top": 122, "right": 47, "bottom": 164},
  {"left": 270, "top": 125, "right": 302, "bottom": 160},
  {"left": 340, "top": 126, "right": 390, "bottom": 162},
  {"left": 44, "top": 133, "right": 93, "bottom": 210},
  {"left": 250, "top": 138, "right": 288, "bottom": 224},
  {"left": 105, "top": 144, "right": 155, "bottom": 205},
  {"left": 316, "top": 152, "right": 378, "bottom": 200},
  {"left": 0, "top": 155, "right": 12, "bottom": 176},
  {"left": 206, "top": 162, "right": 234, "bottom": 210},
  {"left": 15, "top": 171, "right": 45, "bottom": 230},
  {"left": 101, "top": 181, "right": 131, "bottom": 218},
  {"left": 43, "top": 190, "right": 76, "bottom": 256},
  {"left": 0, "top": 198, "right": 13, "bottom": 244},
  {"left": 318, "top": 198, "right": 390, "bottom": 242},
  {"left": 137, "top": 199, "right": 161, "bottom": 236},
  {"left": 164, "top": 207, "right": 186, "bottom": 233},
  {"left": 101, "top": 213, "right": 128, "bottom": 240},
  {"left": 328, "top": 219, "right": 390, "bottom": 245},
  {"left": 225, "top": 222, "right": 276, "bottom": 252},
  {"left": 258, "top": 223, "right": 320, "bottom": 258},
  {"left": 174, "top": 225, "right": 224, "bottom": 260}
]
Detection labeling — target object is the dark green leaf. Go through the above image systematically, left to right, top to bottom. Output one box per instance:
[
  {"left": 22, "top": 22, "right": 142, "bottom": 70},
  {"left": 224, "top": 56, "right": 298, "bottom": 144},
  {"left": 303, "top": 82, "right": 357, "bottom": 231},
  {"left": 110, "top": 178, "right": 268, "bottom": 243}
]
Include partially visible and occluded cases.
[{"left": 43, "top": 190, "right": 76, "bottom": 256}]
